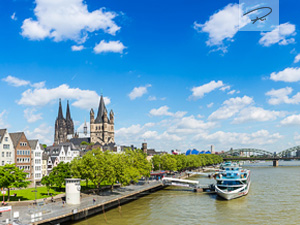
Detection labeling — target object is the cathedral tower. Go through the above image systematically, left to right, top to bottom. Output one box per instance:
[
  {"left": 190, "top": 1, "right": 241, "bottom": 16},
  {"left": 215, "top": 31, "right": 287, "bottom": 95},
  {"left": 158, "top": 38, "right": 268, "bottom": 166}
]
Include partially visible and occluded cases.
[
  {"left": 90, "top": 95, "right": 115, "bottom": 145},
  {"left": 54, "top": 99, "right": 74, "bottom": 145}
]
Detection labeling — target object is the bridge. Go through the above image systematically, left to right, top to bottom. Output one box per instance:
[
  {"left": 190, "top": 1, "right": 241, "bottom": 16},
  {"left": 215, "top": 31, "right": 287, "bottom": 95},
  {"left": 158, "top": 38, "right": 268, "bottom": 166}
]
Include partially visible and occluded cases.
[{"left": 222, "top": 146, "right": 300, "bottom": 166}]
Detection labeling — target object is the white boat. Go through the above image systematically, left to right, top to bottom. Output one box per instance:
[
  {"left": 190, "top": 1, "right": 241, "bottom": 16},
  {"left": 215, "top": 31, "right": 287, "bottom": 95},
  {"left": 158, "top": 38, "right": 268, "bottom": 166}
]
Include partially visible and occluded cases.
[{"left": 215, "top": 166, "right": 251, "bottom": 200}]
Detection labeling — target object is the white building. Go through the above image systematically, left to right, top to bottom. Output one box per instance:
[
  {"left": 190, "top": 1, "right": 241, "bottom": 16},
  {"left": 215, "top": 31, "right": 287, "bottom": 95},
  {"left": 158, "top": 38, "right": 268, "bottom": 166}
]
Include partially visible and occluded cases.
[
  {"left": 0, "top": 129, "right": 15, "bottom": 165},
  {"left": 28, "top": 140, "right": 44, "bottom": 185},
  {"left": 45, "top": 142, "right": 80, "bottom": 173}
]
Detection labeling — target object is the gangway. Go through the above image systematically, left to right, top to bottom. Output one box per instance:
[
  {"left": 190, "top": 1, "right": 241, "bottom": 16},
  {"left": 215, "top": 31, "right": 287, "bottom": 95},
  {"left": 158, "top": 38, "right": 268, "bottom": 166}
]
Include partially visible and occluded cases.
[{"left": 162, "top": 177, "right": 215, "bottom": 192}]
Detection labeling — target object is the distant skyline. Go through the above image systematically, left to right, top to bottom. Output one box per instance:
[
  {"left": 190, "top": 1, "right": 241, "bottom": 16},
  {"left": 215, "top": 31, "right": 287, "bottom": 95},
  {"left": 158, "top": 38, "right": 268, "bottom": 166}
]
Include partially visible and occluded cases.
[{"left": 1, "top": 0, "right": 300, "bottom": 152}]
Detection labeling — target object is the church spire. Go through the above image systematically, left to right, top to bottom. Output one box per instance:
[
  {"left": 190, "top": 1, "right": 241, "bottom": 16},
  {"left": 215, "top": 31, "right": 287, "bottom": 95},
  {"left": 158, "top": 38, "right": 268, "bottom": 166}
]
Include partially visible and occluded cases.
[
  {"left": 95, "top": 95, "right": 107, "bottom": 123},
  {"left": 58, "top": 98, "right": 64, "bottom": 120},
  {"left": 66, "top": 100, "right": 72, "bottom": 121}
]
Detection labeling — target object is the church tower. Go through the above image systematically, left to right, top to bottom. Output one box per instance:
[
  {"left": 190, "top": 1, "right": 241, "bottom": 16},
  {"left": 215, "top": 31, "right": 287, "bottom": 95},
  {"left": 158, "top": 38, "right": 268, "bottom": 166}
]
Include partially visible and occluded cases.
[
  {"left": 90, "top": 95, "right": 115, "bottom": 145},
  {"left": 54, "top": 99, "right": 74, "bottom": 145}
]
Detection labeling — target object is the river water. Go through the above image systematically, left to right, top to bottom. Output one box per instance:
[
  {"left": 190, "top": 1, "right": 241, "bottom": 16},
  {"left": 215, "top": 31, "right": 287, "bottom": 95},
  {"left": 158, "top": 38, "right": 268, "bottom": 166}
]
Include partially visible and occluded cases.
[{"left": 71, "top": 161, "right": 300, "bottom": 225}]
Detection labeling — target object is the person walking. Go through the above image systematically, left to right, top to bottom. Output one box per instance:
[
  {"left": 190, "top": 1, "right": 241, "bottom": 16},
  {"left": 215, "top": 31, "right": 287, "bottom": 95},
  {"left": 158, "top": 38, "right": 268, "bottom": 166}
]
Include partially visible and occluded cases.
[
  {"left": 93, "top": 198, "right": 96, "bottom": 204},
  {"left": 62, "top": 200, "right": 65, "bottom": 207}
]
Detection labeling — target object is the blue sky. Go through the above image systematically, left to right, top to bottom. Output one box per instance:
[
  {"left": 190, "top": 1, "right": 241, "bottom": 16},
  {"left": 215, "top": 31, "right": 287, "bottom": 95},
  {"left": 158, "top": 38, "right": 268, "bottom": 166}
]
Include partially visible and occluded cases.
[{"left": 1, "top": 0, "right": 300, "bottom": 152}]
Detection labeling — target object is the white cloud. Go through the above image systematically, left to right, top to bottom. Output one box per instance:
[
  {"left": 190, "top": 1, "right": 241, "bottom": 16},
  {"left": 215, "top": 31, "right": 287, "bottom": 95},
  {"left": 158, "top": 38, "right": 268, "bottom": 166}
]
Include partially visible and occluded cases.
[
  {"left": 21, "top": 0, "right": 120, "bottom": 43},
  {"left": 193, "top": 3, "right": 250, "bottom": 52},
  {"left": 11, "top": 12, "right": 17, "bottom": 21},
  {"left": 259, "top": 23, "right": 296, "bottom": 47},
  {"left": 94, "top": 40, "right": 126, "bottom": 54},
  {"left": 71, "top": 45, "right": 84, "bottom": 51},
  {"left": 294, "top": 54, "right": 300, "bottom": 63},
  {"left": 270, "top": 67, "right": 300, "bottom": 82},
  {"left": 2, "top": 75, "right": 45, "bottom": 88},
  {"left": 2, "top": 75, "right": 30, "bottom": 87},
  {"left": 190, "top": 80, "right": 224, "bottom": 99},
  {"left": 18, "top": 84, "right": 110, "bottom": 110},
  {"left": 128, "top": 84, "right": 151, "bottom": 100},
  {"left": 220, "top": 85, "right": 230, "bottom": 91},
  {"left": 266, "top": 87, "right": 300, "bottom": 105},
  {"left": 228, "top": 90, "right": 239, "bottom": 95},
  {"left": 148, "top": 96, "right": 157, "bottom": 101},
  {"left": 209, "top": 96, "right": 253, "bottom": 120},
  {"left": 207, "top": 103, "right": 214, "bottom": 108},
  {"left": 149, "top": 106, "right": 187, "bottom": 118},
  {"left": 233, "top": 107, "right": 286, "bottom": 124},
  {"left": 24, "top": 108, "right": 43, "bottom": 123},
  {"left": 0, "top": 110, "right": 9, "bottom": 128},
  {"left": 281, "top": 114, "right": 300, "bottom": 126},
  {"left": 25, "top": 123, "right": 53, "bottom": 145},
  {"left": 196, "top": 130, "right": 282, "bottom": 146}
]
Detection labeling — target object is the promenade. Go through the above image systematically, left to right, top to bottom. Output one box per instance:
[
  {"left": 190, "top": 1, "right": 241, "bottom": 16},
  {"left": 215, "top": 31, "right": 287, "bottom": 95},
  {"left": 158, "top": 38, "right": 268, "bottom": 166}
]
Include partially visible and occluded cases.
[{"left": 1, "top": 181, "right": 164, "bottom": 225}]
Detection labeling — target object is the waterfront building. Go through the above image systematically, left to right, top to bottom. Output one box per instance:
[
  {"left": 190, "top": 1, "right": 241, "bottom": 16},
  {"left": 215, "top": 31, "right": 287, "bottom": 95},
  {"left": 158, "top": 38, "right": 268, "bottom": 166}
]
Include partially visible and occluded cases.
[
  {"left": 90, "top": 95, "right": 115, "bottom": 146},
  {"left": 54, "top": 99, "right": 74, "bottom": 145},
  {"left": 0, "top": 129, "right": 15, "bottom": 165},
  {"left": 9, "top": 132, "right": 32, "bottom": 180},
  {"left": 28, "top": 140, "right": 44, "bottom": 185},
  {"left": 45, "top": 142, "right": 80, "bottom": 173},
  {"left": 42, "top": 152, "right": 48, "bottom": 177}
]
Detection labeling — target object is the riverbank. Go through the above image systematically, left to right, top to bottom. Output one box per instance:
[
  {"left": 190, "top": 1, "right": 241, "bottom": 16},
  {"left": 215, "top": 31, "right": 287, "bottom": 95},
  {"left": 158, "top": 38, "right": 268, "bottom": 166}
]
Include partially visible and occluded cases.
[{"left": 1, "top": 169, "right": 204, "bottom": 225}]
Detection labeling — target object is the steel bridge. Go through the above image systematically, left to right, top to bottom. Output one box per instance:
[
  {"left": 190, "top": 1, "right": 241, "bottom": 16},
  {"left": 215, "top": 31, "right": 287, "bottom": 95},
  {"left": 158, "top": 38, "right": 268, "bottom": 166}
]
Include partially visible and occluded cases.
[{"left": 223, "top": 146, "right": 300, "bottom": 157}]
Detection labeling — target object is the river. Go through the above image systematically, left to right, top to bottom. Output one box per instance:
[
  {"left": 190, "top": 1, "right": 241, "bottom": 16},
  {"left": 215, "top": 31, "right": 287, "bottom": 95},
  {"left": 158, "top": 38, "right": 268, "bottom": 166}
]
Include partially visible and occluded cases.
[{"left": 69, "top": 161, "right": 300, "bottom": 225}]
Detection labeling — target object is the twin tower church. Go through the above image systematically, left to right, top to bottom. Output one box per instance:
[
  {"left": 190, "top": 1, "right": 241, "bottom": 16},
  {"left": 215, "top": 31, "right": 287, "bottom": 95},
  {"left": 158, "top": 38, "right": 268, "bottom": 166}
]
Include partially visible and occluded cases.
[{"left": 54, "top": 95, "right": 115, "bottom": 146}]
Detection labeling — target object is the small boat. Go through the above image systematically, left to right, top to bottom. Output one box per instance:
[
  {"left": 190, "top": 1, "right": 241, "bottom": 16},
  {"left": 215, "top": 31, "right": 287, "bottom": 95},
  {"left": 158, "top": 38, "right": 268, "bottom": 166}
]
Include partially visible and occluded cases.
[{"left": 215, "top": 166, "right": 251, "bottom": 200}]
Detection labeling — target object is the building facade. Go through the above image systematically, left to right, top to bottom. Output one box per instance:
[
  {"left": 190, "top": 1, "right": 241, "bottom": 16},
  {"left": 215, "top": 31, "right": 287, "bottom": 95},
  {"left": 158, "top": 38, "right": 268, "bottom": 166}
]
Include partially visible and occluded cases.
[
  {"left": 90, "top": 95, "right": 115, "bottom": 145},
  {"left": 54, "top": 99, "right": 74, "bottom": 145},
  {"left": 0, "top": 129, "right": 15, "bottom": 165},
  {"left": 10, "top": 132, "right": 32, "bottom": 180},
  {"left": 29, "top": 140, "right": 44, "bottom": 185},
  {"left": 42, "top": 152, "right": 48, "bottom": 177}
]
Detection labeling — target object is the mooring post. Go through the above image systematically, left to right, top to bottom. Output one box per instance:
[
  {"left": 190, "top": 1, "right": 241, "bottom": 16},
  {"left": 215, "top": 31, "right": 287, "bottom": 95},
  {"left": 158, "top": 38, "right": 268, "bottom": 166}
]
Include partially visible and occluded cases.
[{"left": 273, "top": 160, "right": 279, "bottom": 167}]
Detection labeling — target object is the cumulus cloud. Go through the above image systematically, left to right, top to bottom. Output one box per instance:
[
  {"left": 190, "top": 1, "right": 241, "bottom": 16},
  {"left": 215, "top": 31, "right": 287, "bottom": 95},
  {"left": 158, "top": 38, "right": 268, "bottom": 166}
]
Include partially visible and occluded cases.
[
  {"left": 21, "top": 0, "right": 120, "bottom": 43},
  {"left": 193, "top": 3, "right": 250, "bottom": 52},
  {"left": 11, "top": 12, "right": 17, "bottom": 21},
  {"left": 259, "top": 23, "right": 296, "bottom": 47},
  {"left": 94, "top": 40, "right": 126, "bottom": 54},
  {"left": 71, "top": 45, "right": 84, "bottom": 51},
  {"left": 294, "top": 54, "right": 300, "bottom": 63},
  {"left": 270, "top": 67, "right": 300, "bottom": 82},
  {"left": 2, "top": 75, "right": 45, "bottom": 88},
  {"left": 190, "top": 80, "right": 225, "bottom": 99},
  {"left": 18, "top": 84, "right": 110, "bottom": 110},
  {"left": 128, "top": 84, "right": 151, "bottom": 100},
  {"left": 266, "top": 87, "right": 300, "bottom": 105},
  {"left": 209, "top": 96, "right": 253, "bottom": 120},
  {"left": 207, "top": 103, "right": 214, "bottom": 108},
  {"left": 149, "top": 106, "right": 187, "bottom": 117},
  {"left": 233, "top": 107, "right": 286, "bottom": 124},
  {"left": 24, "top": 108, "right": 43, "bottom": 123},
  {"left": 0, "top": 110, "right": 9, "bottom": 128},
  {"left": 281, "top": 114, "right": 300, "bottom": 126},
  {"left": 25, "top": 123, "right": 53, "bottom": 145},
  {"left": 195, "top": 130, "right": 282, "bottom": 146}
]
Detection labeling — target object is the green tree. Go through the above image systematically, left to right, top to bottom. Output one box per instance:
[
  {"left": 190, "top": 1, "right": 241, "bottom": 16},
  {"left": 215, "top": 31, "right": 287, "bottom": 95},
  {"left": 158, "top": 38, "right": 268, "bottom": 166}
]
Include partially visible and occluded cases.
[
  {"left": 80, "top": 141, "right": 89, "bottom": 145},
  {"left": 42, "top": 144, "right": 47, "bottom": 149},
  {"left": 161, "top": 154, "right": 177, "bottom": 171},
  {"left": 151, "top": 155, "right": 161, "bottom": 171},
  {"left": 49, "top": 162, "right": 71, "bottom": 190},
  {"left": 0, "top": 164, "right": 30, "bottom": 201},
  {"left": 41, "top": 175, "right": 52, "bottom": 195}
]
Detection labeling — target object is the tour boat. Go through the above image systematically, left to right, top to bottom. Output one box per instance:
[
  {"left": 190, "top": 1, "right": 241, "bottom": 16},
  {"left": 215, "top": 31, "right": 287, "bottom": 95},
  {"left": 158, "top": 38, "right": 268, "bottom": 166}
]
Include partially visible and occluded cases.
[{"left": 215, "top": 166, "right": 251, "bottom": 200}]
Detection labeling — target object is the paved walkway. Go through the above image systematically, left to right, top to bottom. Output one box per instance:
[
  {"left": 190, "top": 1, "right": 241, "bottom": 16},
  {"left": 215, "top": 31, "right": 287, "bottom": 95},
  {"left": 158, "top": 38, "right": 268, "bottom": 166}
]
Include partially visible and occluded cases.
[{"left": 0, "top": 181, "right": 163, "bottom": 225}]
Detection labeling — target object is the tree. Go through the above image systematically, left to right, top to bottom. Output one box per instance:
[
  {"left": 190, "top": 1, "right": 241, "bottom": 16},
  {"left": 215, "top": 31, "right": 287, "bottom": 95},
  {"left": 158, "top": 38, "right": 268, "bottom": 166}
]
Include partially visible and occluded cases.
[
  {"left": 80, "top": 141, "right": 89, "bottom": 145},
  {"left": 42, "top": 144, "right": 47, "bottom": 149},
  {"left": 161, "top": 154, "right": 177, "bottom": 171},
  {"left": 151, "top": 155, "right": 161, "bottom": 171},
  {"left": 49, "top": 162, "right": 71, "bottom": 190},
  {"left": 0, "top": 164, "right": 30, "bottom": 201},
  {"left": 41, "top": 175, "right": 52, "bottom": 195}
]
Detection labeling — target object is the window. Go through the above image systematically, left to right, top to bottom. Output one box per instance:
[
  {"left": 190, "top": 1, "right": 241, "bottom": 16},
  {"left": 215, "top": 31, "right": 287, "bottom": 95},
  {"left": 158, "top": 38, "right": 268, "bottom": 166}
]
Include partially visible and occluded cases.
[
  {"left": 5, "top": 137, "right": 8, "bottom": 142},
  {"left": 3, "top": 144, "right": 10, "bottom": 149},
  {"left": 1, "top": 152, "right": 4, "bottom": 157},
  {"left": 1, "top": 161, "right": 4, "bottom": 166}
]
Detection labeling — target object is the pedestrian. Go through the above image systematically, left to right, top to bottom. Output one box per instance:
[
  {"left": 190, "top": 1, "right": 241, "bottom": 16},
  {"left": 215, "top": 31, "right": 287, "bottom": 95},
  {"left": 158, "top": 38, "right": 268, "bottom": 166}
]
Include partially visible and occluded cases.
[
  {"left": 51, "top": 196, "right": 54, "bottom": 202},
  {"left": 93, "top": 198, "right": 96, "bottom": 204},
  {"left": 62, "top": 200, "right": 65, "bottom": 207}
]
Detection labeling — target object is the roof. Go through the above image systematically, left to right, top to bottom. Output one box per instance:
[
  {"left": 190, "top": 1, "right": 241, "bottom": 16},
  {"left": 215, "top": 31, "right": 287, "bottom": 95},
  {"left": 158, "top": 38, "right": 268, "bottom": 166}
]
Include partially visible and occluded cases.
[
  {"left": 95, "top": 95, "right": 107, "bottom": 123},
  {"left": 57, "top": 99, "right": 64, "bottom": 120},
  {"left": 66, "top": 100, "right": 72, "bottom": 121},
  {"left": 0, "top": 129, "right": 7, "bottom": 143},
  {"left": 9, "top": 132, "right": 24, "bottom": 148},
  {"left": 69, "top": 137, "right": 90, "bottom": 146},
  {"left": 28, "top": 140, "right": 38, "bottom": 149},
  {"left": 45, "top": 142, "right": 79, "bottom": 156},
  {"left": 40, "top": 144, "right": 45, "bottom": 150}
]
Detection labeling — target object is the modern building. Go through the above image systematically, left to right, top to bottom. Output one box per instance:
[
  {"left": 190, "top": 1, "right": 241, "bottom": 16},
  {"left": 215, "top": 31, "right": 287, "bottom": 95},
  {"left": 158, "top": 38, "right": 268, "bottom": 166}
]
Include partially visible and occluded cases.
[
  {"left": 90, "top": 95, "right": 115, "bottom": 145},
  {"left": 54, "top": 99, "right": 74, "bottom": 145},
  {"left": 0, "top": 129, "right": 15, "bottom": 165},
  {"left": 9, "top": 132, "right": 32, "bottom": 180},
  {"left": 28, "top": 140, "right": 44, "bottom": 185}
]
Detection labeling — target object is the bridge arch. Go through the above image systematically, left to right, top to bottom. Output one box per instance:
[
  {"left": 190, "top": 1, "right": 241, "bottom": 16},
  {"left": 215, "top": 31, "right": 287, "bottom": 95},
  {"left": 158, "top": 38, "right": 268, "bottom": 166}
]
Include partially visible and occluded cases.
[
  {"left": 277, "top": 145, "right": 300, "bottom": 157},
  {"left": 224, "top": 148, "right": 273, "bottom": 156}
]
